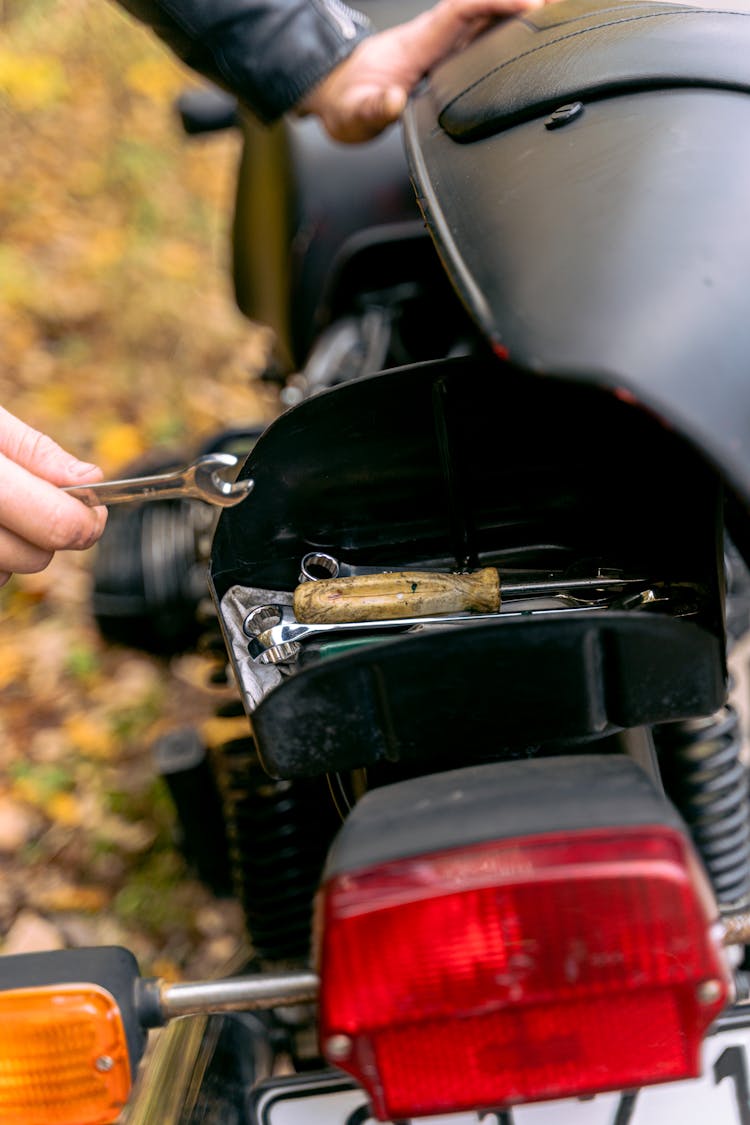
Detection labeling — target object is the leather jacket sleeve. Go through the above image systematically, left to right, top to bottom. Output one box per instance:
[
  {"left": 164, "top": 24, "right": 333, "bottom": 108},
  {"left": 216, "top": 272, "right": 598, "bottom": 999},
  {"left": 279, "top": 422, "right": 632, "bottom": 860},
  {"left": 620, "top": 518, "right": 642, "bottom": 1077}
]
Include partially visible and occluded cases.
[{"left": 113, "top": 0, "right": 373, "bottom": 123}]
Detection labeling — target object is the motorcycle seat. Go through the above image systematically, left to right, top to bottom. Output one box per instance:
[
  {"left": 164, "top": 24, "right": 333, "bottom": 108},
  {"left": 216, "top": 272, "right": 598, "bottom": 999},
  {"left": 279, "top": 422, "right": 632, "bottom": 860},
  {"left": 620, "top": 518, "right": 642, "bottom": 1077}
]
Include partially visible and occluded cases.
[{"left": 431, "top": 0, "right": 750, "bottom": 141}]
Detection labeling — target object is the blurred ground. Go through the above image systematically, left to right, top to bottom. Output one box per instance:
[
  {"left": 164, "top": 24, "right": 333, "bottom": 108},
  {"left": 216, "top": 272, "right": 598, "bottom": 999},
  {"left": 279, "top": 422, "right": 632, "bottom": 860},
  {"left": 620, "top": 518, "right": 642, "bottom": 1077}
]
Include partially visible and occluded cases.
[{"left": 0, "top": 0, "right": 278, "bottom": 977}]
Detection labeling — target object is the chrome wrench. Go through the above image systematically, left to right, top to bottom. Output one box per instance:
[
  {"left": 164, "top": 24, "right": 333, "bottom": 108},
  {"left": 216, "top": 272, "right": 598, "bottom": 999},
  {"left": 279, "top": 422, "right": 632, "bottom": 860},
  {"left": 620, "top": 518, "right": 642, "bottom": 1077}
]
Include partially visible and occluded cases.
[
  {"left": 63, "top": 453, "right": 254, "bottom": 508},
  {"left": 243, "top": 585, "right": 695, "bottom": 665},
  {"left": 243, "top": 599, "right": 616, "bottom": 665}
]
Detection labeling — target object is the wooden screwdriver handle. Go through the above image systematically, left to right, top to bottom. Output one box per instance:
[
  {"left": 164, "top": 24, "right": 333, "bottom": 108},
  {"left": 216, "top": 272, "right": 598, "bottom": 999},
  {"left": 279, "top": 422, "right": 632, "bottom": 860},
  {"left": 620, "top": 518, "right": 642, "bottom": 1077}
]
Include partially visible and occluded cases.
[{"left": 293, "top": 568, "right": 500, "bottom": 624}]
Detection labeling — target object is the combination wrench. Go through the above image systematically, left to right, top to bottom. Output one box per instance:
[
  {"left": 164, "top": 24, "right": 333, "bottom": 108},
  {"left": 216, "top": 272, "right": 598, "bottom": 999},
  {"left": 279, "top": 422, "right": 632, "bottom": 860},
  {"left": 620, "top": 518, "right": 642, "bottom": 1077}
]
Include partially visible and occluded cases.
[
  {"left": 63, "top": 453, "right": 253, "bottom": 508},
  {"left": 243, "top": 598, "right": 624, "bottom": 665}
]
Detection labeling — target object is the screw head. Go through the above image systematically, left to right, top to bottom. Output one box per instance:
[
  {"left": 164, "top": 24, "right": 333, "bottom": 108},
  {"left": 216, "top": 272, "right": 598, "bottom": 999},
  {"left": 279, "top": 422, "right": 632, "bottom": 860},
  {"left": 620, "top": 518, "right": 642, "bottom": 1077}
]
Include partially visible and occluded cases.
[
  {"left": 545, "top": 101, "right": 584, "bottom": 130},
  {"left": 696, "top": 979, "right": 723, "bottom": 1005},
  {"left": 325, "top": 1034, "right": 353, "bottom": 1061},
  {"left": 95, "top": 1055, "right": 115, "bottom": 1073}
]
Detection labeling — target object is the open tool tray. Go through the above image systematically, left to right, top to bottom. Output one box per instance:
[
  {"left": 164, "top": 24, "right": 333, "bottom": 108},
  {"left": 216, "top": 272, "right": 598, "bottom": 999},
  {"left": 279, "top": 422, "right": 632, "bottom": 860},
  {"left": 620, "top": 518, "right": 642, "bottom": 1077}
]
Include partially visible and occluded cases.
[{"left": 210, "top": 355, "right": 727, "bottom": 777}]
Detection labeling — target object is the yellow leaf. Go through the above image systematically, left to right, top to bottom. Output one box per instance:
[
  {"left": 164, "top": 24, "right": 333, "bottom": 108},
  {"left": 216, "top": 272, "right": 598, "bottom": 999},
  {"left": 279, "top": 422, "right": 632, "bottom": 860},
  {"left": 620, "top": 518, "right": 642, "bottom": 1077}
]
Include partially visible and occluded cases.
[
  {"left": 0, "top": 50, "right": 68, "bottom": 111},
  {"left": 125, "top": 57, "right": 184, "bottom": 103},
  {"left": 70, "top": 159, "right": 106, "bottom": 199},
  {"left": 86, "top": 227, "right": 127, "bottom": 270},
  {"left": 160, "top": 241, "right": 201, "bottom": 281},
  {"left": 0, "top": 246, "right": 34, "bottom": 307},
  {"left": 0, "top": 315, "right": 35, "bottom": 357},
  {"left": 33, "top": 383, "right": 74, "bottom": 422},
  {"left": 94, "top": 423, "right": 146, "bottom": 473},
  {"left": 0, "top": 643, "right": 24, "bottom": 692},
  {"left": 63, "top": 714, "right": 117, "bottom": 760},
  {"left": 200, "top": 716, "right": 252, "bottom": 749},
  {"left": 11, "top": 777, "right": 44, "bottom": 809},
  {"left": 45, "top": 792, "right": 84, "bottom": 828},
  {"left": 34, "top": 884, "right": 109, "bottom": 913},
  {"left": 150, "top": 957, "right": 182, "bottom": 983}
]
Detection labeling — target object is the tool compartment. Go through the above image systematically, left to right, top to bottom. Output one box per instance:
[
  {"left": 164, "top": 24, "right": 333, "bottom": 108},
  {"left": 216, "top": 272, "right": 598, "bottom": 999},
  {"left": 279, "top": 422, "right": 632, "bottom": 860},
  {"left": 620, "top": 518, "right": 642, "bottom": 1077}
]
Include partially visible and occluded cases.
[{"left": 210, "top": 356, "right": 726, "bottom": 779}]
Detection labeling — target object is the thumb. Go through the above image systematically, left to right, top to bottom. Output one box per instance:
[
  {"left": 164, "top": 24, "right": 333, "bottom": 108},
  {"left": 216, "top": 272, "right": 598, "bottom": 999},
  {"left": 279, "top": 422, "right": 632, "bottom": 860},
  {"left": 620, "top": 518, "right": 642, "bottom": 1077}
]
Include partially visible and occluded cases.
[
  {"left": 350, "top": 85, "right": 409, "bottom": 141},
  {"left": 380, "top": 85, "right": 409, "bottom": 122},
  {"left": 0, "top": 407, "right": 101, "bottom": 487}
]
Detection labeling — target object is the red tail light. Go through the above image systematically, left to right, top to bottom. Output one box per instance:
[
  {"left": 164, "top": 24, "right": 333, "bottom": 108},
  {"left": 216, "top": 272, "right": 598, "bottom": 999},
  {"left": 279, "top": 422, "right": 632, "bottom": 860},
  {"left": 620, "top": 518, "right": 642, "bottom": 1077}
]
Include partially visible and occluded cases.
[{"left": 318, "top": 825, "right": 730, "bottom": 1119}]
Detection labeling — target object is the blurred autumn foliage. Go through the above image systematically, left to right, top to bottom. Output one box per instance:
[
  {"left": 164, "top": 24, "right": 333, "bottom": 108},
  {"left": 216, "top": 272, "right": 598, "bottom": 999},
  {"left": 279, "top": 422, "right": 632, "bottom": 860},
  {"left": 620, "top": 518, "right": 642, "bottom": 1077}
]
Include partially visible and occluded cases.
[
  {"left": 0, "top": 0, "right": 276, "bottom": 974},
  {"left": 0, "top": 0, "right": 276, "bottom": 463}
]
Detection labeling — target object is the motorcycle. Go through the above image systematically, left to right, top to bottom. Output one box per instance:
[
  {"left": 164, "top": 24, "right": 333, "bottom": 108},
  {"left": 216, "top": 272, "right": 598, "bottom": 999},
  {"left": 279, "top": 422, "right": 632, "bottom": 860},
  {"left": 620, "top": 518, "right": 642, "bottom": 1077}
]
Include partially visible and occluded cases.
[{"left": 6, "top": 1, "right": 750, "bottom": 1123}]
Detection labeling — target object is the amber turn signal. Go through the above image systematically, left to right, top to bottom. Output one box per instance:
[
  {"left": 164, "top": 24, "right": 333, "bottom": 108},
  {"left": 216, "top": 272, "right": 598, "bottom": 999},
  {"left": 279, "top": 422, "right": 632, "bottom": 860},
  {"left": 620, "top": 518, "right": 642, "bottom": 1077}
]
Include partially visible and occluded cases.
[{"left": 0, "top": 984, "right": 131, "bottom": 1125}]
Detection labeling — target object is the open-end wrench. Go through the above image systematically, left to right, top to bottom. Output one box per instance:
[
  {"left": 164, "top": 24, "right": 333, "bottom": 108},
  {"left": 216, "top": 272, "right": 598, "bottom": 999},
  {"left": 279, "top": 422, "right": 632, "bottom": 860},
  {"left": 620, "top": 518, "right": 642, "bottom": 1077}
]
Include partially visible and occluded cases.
[
  {"left": 63, "top": 453, "right": 254, "bottom": 508},
  {"left": 244, "top": 599, "right": 616, "bottom": 665}
]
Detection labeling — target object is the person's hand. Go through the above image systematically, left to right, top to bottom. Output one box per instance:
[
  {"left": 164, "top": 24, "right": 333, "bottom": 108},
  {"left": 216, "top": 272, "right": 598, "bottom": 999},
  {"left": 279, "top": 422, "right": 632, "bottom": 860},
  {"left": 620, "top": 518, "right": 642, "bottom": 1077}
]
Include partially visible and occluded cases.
[
  {"left": 298, "top": 0, "right": 545, "bottom": 143},
  {"left": 0, "top": 407, "right": 107, "bottom": 588}
]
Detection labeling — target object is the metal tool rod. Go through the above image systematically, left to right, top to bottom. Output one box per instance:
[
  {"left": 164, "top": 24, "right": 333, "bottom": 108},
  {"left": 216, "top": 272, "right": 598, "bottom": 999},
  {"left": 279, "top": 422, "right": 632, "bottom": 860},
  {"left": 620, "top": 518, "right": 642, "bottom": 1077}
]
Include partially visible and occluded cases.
[
  {"left": 501, "top": 575, "right": 644, "bottom": 598},
  {"left": 159, "top": 971, "right": 319, "bottom": 1018}
]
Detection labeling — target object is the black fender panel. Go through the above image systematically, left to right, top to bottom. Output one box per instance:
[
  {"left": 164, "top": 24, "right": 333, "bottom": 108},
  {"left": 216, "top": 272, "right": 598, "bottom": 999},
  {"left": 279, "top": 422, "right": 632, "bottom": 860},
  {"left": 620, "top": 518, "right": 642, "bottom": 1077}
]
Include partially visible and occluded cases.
[
  {"left": 406, "top": 2, "right": 750, "bottom": 522},
  {"left": 252, "top": 614, "right": 724, "bottom": 778}
]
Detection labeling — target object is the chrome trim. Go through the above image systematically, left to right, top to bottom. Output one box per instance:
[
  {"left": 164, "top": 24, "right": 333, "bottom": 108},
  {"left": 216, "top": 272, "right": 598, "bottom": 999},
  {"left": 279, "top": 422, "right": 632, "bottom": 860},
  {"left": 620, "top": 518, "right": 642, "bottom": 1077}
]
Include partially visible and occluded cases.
[
  {"left": 160, "top": 970, "right": 319, "bottom": 1019},
  {"left": 123, "top": 1016, "right": 215, "bottom": 1125}
]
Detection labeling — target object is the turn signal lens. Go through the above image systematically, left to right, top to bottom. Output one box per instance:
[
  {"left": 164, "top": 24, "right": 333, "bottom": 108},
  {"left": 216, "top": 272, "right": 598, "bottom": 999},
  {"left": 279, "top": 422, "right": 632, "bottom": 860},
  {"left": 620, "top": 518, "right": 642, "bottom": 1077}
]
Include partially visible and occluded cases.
[
  {"left": 319, "top": 826, "right": 731, "bottom": 1119},
  {"left": 0, "top": 984, "right": 131, "bottom": 1125}
]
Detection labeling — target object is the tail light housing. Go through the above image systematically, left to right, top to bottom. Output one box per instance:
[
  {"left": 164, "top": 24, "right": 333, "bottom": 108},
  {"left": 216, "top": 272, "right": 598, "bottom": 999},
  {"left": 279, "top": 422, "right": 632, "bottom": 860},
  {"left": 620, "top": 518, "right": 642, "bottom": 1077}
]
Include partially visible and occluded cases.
[{"left": 317, "top": 757, "right": 731, "bottom": 1119}]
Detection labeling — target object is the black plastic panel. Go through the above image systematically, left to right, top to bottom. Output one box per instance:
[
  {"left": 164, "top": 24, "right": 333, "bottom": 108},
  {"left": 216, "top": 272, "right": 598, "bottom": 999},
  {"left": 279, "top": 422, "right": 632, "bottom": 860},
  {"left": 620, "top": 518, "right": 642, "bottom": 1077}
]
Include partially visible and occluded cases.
[
  {"left": 406, "top": 10, "right": 750, "bottom": 525},
  {"left": 211, "top": 357, "right": 724, "bottom": 600},
  {"left": 212, "top": 357, "right": 726, "bottom": 780},
  {"left": 252, "top": 614, "right": 724, "bottom": 778},
  {"left": 323, "top": 755, "right": 683, "bottom": 877}
]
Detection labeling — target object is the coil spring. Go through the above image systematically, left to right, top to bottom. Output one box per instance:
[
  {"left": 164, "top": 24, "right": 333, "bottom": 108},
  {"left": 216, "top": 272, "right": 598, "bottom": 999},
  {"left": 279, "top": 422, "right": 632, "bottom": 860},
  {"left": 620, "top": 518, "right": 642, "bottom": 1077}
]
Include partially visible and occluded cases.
[
  {"left": 196, "top": 604, "right": 340, "bottom": 960},
  {"left": 657, "top": 705, "right": 750, "bottom": 908},
  {"left": 213, "top": 735, "right": 340, "bottom": 961}
]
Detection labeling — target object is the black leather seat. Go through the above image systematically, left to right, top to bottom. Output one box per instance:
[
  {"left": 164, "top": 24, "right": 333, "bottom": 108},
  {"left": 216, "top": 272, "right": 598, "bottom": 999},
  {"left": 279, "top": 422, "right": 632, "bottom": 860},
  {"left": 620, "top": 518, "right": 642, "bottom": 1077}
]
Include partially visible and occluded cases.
[{"left": 429, "top": 0, "right": 750, "bottom": 140}]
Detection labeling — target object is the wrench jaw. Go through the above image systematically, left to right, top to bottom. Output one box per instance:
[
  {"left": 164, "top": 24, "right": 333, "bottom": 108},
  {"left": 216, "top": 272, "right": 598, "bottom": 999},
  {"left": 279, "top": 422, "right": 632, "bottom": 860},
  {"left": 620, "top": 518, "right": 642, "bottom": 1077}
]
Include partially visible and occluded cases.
[
  {"left": 193, "top": 454, "right": 255, "bottom": 508},
  {"left": 208, "top": 475, "right": 254, "bottom": 507},
  {"left": 244, "top": 604, "right": 284, "bottom": 638},
  {"left": 243, "top": 605, "right": 299, "bottom": 664},
  {"left": 258, "top": 641, "right": 303, "bottom": 665}
]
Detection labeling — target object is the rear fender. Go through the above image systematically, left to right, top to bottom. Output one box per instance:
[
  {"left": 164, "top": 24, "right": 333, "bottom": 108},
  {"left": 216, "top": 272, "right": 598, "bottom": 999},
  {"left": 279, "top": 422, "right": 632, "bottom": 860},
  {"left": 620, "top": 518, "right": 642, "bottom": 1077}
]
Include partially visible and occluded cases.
[{"left": 405, "top": 0, "right": 750, "bottom": 541}]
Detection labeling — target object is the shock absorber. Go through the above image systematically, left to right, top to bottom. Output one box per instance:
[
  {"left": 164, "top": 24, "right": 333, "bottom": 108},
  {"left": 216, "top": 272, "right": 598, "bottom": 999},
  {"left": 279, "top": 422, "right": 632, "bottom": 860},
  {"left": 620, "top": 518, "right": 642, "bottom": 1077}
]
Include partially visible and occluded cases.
[
  {"left": 194, "top": 603, "right": 341, "bottom": 961},
  {"left": 657, "top": 705, "right": 750, "bottom": 909},
  {"left": 214, "top": 735, "right": 340, "bottom": 961}
]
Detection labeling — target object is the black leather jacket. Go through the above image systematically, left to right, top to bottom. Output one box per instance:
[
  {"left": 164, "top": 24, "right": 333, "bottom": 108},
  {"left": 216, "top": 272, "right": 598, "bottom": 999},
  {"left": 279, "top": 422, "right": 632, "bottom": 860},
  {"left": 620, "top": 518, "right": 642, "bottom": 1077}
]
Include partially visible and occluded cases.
[{"left": 113, "top": 0, "right": 372, "bottom": 123}]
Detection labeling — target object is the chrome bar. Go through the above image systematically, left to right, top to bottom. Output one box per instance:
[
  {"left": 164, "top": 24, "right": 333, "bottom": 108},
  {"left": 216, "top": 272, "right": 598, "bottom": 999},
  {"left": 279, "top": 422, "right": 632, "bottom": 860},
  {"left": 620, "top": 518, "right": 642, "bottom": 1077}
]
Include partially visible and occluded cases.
[
  {"left": 502, "top": 575, "right": 644, "bottom": 598},
  {"left": 160, "top": 971, "right": 319, "bottom": 1019}
]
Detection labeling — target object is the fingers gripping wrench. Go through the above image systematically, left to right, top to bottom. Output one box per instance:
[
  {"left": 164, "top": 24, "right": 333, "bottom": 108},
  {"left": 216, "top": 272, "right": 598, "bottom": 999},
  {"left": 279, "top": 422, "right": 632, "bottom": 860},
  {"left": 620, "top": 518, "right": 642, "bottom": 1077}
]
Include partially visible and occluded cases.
[{"left": 63, "top": 453, "right": 254, "bottom": 508}]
